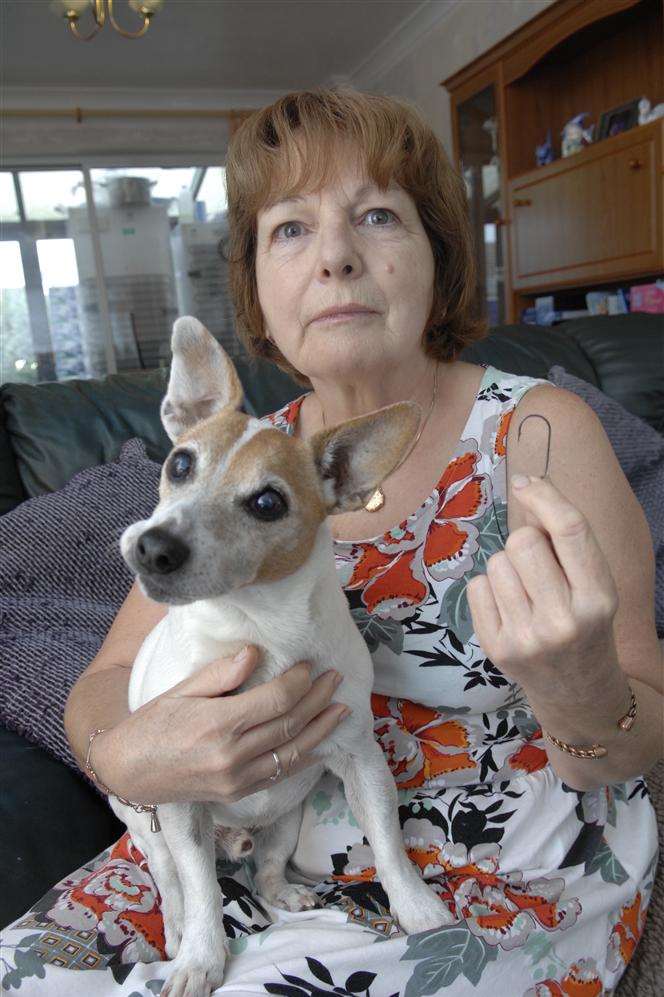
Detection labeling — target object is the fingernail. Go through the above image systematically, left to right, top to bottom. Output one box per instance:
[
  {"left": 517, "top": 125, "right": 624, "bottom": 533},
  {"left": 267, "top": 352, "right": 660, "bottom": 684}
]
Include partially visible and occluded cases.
[
  {"left": 511, "top": 474, "right": 530, "bottom": 489},
  {"left": 234, "top": 646, "right": 250, "bottom": 663},
  {"left": 332, "top": 671, "right": 343, "bottom": 687},
  {"left": 337, "top": 706, "right": 351, "bottom": 720}
]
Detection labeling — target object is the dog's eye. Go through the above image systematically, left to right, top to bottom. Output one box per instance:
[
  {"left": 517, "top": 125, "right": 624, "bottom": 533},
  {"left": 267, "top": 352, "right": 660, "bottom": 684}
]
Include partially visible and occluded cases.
[
  {"left": 168, "top": 450, "right": 194, "bottom": 481},
  {"left": 245, "top": 488, "right": 288, "bottom": 522}
]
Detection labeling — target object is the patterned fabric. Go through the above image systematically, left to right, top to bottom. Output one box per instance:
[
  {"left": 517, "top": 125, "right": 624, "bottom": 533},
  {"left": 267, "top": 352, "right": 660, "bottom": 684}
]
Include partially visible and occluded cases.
[
  {"left": 1, "top": 363, "right": 659, "bottom": 996},
  {"left": 0, "top": 436, "right": 160, "bottom": 774}
]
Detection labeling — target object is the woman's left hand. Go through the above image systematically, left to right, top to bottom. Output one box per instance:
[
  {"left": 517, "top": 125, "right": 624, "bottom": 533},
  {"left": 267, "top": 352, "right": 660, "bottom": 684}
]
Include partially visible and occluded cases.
[{"left": 466, "top": 474, "right": 623, "bottom": 703}]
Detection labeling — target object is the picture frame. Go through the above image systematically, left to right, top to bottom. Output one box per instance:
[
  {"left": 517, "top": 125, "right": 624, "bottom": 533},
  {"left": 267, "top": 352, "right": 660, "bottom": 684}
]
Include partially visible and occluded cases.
[{"left": 597, "top": 98, "right": 641, "bottom": 141}]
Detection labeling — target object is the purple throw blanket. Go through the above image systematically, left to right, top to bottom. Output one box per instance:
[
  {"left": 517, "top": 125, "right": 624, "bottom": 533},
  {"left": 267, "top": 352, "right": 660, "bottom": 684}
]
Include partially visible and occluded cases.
[{"left": 0, "top": 438, "right": 161, "bottom": 776}]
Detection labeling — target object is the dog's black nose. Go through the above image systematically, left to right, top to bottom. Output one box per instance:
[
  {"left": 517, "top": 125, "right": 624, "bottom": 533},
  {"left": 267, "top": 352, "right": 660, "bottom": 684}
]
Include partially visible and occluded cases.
[{"left": 135, "top": 527, "right": 190, "bottom": 575}]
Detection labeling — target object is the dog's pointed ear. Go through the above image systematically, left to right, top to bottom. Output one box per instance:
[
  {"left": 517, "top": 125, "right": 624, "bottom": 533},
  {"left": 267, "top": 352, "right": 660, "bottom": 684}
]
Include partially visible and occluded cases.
[
  {"left": 160, "top": 316, "right": 244, "bottom": 443},
  {"left": 308, "top": 401, "right": 421, "bottom": 514}
]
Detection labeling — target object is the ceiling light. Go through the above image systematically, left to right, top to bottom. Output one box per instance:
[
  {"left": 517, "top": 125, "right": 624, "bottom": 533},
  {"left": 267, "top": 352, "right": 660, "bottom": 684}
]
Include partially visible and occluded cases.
[{"left": 50, "top": 1, "right": 164, "bottom": 42}]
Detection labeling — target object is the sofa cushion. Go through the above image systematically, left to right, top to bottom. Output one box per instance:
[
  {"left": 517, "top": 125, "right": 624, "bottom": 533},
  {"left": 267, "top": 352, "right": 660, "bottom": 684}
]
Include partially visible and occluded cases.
[
  {"left": 459, "top": 313, "right": 664, "bottom": 436},
  {"left": 558, "top": 314, "right": 664, "bottom": 434},
  {"left": 459, "top": 322, "right": 598, "bottom": 384},
  {"left": 0, "top": 357, "right": 302, "bottom": 511},
  {"left": 547, "top": 365, "right": 664, "bottom": 637},
  {"left": 0, "top": 368, "right": 171, "bottom": 501},
  {"left": 0, "top": 437, "right": 161, "bottom": 776}
]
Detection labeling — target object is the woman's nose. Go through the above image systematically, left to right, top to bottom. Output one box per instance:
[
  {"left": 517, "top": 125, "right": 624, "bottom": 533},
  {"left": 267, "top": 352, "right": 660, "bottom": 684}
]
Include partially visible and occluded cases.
[{"left": 315, "top": 221, "right": 363, "bottom": 280}]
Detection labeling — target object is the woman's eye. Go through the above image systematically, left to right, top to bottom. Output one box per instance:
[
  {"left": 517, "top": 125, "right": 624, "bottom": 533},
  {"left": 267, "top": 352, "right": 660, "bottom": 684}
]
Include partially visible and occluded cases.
[
  {"left": 273, "top": 208, "right": 396, "bottom": 242},
  {"left": 365, "top": 208, "right": 396, "bottom": 226},
  {"left": 274, "top": 221, "right": 303, "bottom": 241},
  {"left": 168, "top": 450, "right": 194, "bottom": 481},
  {"left": 245, "top": 487, "right": 288, "bottom": 522}
]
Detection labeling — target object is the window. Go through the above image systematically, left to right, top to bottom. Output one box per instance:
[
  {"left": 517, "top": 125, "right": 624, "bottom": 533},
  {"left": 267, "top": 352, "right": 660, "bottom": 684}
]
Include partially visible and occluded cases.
[{"left": 0, "top": 164, "right": 234, "bottom": 385}]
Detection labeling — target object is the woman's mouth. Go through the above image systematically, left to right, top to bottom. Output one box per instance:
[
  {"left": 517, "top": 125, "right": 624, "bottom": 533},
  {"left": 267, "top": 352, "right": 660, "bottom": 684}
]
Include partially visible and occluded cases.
[{"left": 312, "top": 311, "right": 378, "bottom": 325}]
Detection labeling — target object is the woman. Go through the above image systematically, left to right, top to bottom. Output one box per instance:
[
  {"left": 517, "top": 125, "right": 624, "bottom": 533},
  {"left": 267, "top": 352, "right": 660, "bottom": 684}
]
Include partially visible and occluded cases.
[{"left": 2, "top": 88, "right": 661, "bottom": 996}]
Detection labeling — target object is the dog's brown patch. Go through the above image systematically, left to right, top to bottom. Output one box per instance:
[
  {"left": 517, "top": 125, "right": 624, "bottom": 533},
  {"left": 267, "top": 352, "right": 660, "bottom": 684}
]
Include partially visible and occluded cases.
[{"left": 225, "top": 429, "right": 327, "bottom": 582}]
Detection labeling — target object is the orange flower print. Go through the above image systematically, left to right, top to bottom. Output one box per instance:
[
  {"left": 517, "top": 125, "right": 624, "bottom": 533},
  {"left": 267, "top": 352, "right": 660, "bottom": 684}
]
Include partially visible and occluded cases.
[
  {"left": 262, "top": 397, "right": 302, "bottom": 432},
  {"left": 494, "top": 406, "right": 513, "bottom": 460},
  {"left": 342, "top": 444, "right": 491, "bottom": 619},
  {"left": 371, "top": 693, "right": 549, "bottom": 790},
  {"left": 371, "top": 694, "right": 484, "bottom": 787},
  {"left": 506, "top": 735, "right": 549, "bottom": 775},
  {"left": 47, "top": 832, "right": 165, "bottom": 962},
  {"left": 334, "top": 838, "right": 583, "bottom": 955},
  {"left": 434, "top": 841, "right": 578, "bottom": 946},
  {"left": 438, "top": 843, "right": 581, "bottom": 951},
  {"left": 606, "top": 889, "right": 647, "bottom": 973},
  {"left": 524, "top": 957, "right": 604, "bottom": 996}
]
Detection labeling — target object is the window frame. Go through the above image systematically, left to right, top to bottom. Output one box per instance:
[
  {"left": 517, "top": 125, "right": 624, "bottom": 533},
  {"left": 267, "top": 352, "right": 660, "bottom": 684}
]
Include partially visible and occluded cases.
[{"left": 1, "top": 155, "right": 226, "bottom": 382}]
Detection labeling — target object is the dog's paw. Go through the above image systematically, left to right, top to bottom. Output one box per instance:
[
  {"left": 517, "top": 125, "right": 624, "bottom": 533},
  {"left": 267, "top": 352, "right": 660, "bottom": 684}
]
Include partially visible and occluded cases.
[
  {"left": 269, "top": 883, "right": 322, "bottom": 912},
  {"left": 160, "top": 949, "right": 228, "bottom": 997}
]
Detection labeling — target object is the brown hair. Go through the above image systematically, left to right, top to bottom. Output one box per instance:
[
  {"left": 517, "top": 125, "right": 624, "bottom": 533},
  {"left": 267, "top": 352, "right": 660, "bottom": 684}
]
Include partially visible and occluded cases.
[{"left": 224, "top": 86, "right": 487, "bottom": 386}]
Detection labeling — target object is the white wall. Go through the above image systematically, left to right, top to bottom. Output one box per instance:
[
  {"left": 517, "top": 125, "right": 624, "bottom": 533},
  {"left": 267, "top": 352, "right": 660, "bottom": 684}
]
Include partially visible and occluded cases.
[{"left": 360, "top": 0, "right": 556, "bottom": 155}]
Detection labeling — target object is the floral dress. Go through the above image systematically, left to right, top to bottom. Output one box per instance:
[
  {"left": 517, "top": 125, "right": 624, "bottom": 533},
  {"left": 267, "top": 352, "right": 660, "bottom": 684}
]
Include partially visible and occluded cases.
[{"left": 1, "top": 363, "right": 658, "bottom": 997}]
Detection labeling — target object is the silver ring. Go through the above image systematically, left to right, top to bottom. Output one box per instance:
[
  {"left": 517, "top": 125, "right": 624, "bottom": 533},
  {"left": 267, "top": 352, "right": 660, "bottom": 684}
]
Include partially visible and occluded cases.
[{"left": 269, "top": 750, "right": 282, "bottom": 782}]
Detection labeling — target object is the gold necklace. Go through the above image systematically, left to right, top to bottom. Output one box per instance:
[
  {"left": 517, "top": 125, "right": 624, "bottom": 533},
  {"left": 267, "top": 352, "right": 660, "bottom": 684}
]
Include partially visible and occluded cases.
[{"left": 320, "top": 363, "right": 439, "bottom": 512}]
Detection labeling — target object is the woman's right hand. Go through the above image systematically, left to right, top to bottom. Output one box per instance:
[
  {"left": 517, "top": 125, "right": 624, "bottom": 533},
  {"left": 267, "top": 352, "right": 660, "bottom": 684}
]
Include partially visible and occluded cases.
[{"left": 91, "top": 646, "right": 349, "bottom": 805}]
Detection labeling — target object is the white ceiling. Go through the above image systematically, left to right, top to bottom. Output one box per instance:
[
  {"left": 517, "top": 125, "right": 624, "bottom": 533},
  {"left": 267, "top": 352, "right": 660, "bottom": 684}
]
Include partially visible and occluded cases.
[{"left": 2, "top": 0, "right": 458, "bottom": 91}]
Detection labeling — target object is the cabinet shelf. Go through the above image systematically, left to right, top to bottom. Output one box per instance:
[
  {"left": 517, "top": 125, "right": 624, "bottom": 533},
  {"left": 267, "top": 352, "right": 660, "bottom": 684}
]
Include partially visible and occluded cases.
[
  {"left": 443, "top": 0, "right": 663, "bottom": 322},
  {"left": 508, "top": 120, "right": 662, "bottom": 292}
]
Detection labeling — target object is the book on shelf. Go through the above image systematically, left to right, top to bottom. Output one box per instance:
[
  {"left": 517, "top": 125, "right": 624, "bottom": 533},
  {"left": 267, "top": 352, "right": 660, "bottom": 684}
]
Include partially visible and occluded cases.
[{"left": 521, "top": 298, "right": 590, "bottom": 326}]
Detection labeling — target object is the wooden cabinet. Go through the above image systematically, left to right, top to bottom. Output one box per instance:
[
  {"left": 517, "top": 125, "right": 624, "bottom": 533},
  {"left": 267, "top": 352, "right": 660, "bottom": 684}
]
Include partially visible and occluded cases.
[
  {"left": 444, "top": 0, "right": 664, "bottom": 321},
  {"left": 509, "top": 121, "right": 663, "bottom": 290}
]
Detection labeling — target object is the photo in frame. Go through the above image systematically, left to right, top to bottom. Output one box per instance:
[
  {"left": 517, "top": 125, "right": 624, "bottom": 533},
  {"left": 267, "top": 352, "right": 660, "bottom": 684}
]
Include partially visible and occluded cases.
[{"left": 597, "top": 98, "right": 641, "bottom": 140}]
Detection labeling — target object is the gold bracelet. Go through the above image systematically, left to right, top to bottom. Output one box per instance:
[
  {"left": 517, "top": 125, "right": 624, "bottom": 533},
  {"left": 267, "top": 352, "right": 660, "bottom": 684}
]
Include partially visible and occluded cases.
[
  {"left": 542, "top": 684, "right": 637, "bottom": 760},
  {"left": 85, "top": 727, "right": 161, "bottom": 833}
]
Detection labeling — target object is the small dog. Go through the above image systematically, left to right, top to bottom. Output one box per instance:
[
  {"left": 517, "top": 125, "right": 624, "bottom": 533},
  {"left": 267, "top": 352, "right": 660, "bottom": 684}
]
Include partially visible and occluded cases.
[{"left": 116, "top": 317, "right": 454, "bottom": 997}]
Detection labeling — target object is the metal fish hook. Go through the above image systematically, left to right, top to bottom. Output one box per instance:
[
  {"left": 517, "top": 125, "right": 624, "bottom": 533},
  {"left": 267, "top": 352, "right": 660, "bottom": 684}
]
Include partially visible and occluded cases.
[{"left": 492, "top": 412, "right": 552, "bottom": 547}]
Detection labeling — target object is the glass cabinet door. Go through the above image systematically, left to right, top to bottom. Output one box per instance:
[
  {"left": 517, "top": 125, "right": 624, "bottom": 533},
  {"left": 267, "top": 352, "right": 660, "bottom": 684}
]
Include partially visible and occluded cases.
[{"left": 457, "top": 85, "right": 505, "bottom": 325}]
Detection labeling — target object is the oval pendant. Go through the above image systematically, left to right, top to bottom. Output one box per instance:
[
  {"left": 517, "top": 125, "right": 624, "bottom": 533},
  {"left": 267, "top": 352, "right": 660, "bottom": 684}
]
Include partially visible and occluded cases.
[{"left": 364, "top": 487, "right": 385, "bottom": 512}]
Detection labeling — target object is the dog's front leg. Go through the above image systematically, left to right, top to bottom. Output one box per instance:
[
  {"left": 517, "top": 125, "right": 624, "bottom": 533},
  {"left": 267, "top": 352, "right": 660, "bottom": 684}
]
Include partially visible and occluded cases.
[
  {"left": 328, "top": 738, "right": 456, "bottom": 934},
  {"left": 108, "top": 797, "right": 184, "bottom": 960},
  {"left": 157, "top": 801, "right": 229, "bottom": 997}
]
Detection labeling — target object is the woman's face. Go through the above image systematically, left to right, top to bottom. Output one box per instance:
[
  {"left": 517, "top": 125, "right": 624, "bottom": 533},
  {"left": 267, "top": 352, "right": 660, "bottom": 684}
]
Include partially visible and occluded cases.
[{"left": 254, "top": 145, "right": 435, "bottom": 383}]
